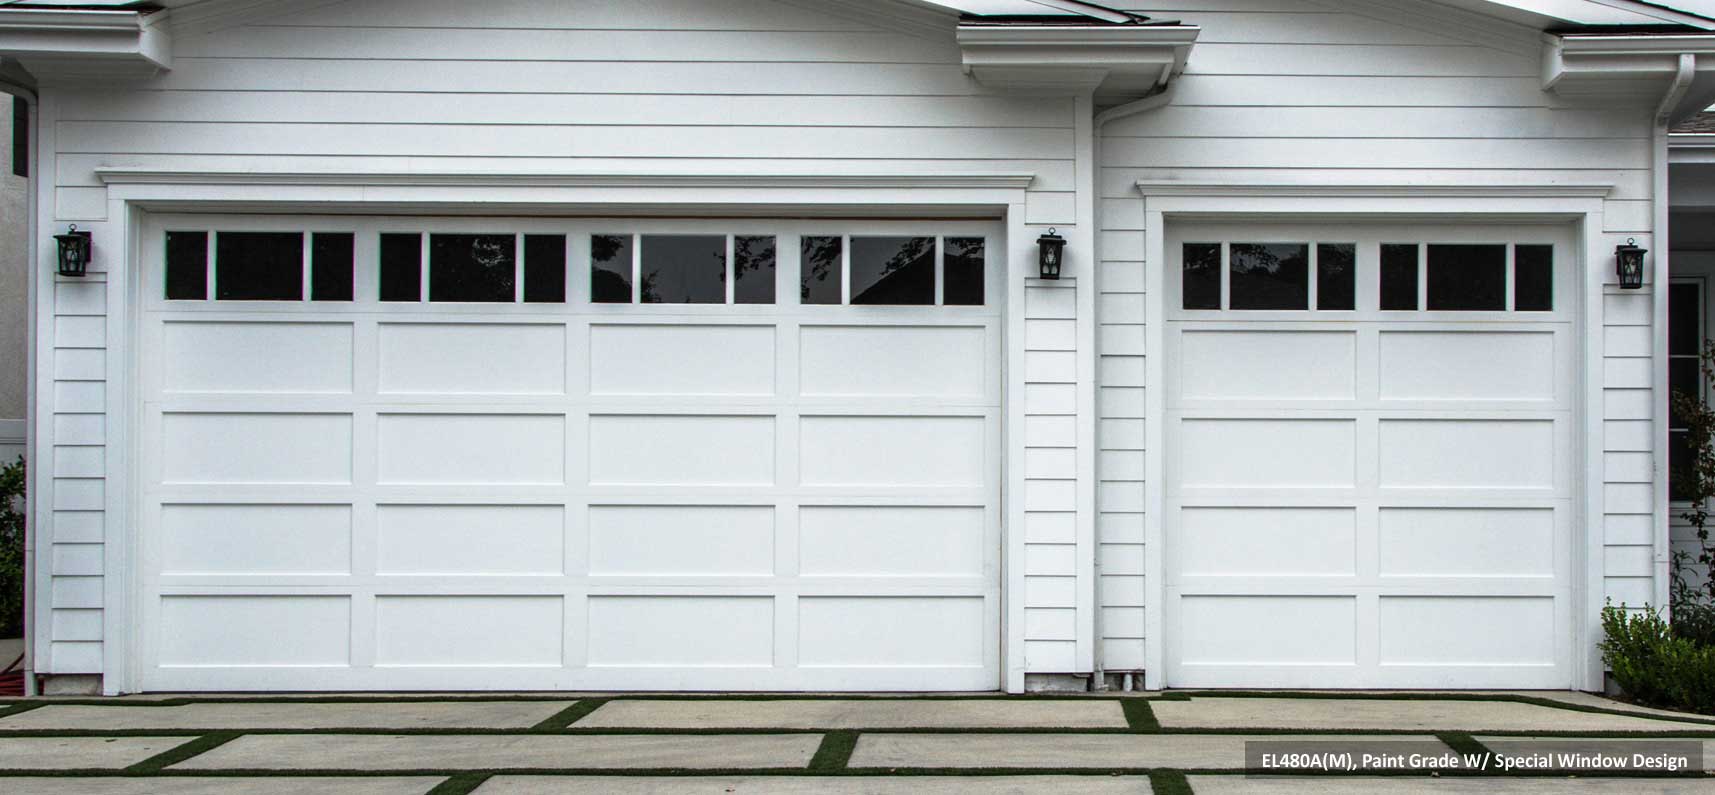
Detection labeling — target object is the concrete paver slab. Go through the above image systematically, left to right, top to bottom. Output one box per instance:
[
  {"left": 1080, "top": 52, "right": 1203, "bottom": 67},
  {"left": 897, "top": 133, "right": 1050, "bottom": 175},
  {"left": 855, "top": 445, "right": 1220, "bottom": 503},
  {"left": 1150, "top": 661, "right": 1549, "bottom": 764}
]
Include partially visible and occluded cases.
[
  {"left": 1151, "top": 698, "right": 1709, "bottom": 732},
  {"left": 576, "top": 699, "right": 1128, "bottom": 729},
  {"left": 0, "top": 701, "right": 578, "bottom": 730},
  {"left": 170, "top": 733, "right": 823, "bottom": 771},
  {"left": 849, "top": 733, "right": 1449, "bottom": 770},
  {"left": 0, "top": 736, "right": 192, "bottom": 770},
  {"left": 1477, "top": 736, "right": 1715, "bottom": 771},
  {"left": 475, "top": 775, "right": 1154, "bottom": 794},
  {"left": 1188, "top": 776, "right": 1715, "bottom": 793},
  {"left": 0, "top": 777, "right": 444, "bottom": 795}
]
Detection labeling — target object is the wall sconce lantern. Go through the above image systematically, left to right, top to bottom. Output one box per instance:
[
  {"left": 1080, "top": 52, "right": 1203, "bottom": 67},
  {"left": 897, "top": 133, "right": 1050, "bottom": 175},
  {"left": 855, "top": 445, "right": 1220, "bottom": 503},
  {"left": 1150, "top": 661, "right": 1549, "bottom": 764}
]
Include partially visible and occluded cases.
[
  {"left": 54, "top": 224, "right": 91, "bottom": 278},
  {"left": 1037, "top": 228, "right": 1066, "bottom": 280},
  {"left": 1616, "top": 238, "right": 1646, "bottom": 290}
]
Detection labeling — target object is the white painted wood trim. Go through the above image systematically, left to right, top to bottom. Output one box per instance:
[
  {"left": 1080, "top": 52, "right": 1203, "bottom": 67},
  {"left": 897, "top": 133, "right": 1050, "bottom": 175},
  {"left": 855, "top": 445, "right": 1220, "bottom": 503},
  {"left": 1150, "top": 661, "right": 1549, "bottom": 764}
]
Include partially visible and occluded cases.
[
  {"left": 28, "top": 90, "right": 53, "bottom": 680},
  {"left": 1074, "top": 92, "right": 1097, "bottom": 675},
  {"left": 1654, "top": 120, "right": 1674, "bottom": 619},
  {"left": 95, "top": 169, "right": 1039, "bottom": 191},
  {"left": 1136, "top": 181, "right": 1615, "bottom": 199},
  {"left": 1004, "top": 198, "right": 1029, "bottom": 693},
  {"left": 1142, "top": 205, "right": 1166, "bottom": 691},
  {"left": 1583, "top": 205, "right": 1611, "bottom": 692}
]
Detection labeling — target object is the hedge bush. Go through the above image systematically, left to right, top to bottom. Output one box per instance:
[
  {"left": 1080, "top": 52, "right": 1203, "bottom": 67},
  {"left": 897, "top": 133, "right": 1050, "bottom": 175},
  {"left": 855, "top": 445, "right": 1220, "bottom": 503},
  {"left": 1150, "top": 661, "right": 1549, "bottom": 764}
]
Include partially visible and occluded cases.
[
  {"left": 0, "top": 456, "right": 20, "bottom": 639},
  {"left": 1601, "top": 603, "right": 1715, "bottom": 714}
]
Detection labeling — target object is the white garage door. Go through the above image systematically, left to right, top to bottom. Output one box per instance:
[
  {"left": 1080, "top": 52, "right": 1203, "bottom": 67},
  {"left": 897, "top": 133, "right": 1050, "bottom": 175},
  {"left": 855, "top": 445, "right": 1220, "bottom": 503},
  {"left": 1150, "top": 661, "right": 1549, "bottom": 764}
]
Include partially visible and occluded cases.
[
  {"left": 136, "top": 214, "right": 1002, "bottom": 692},
  {"left": 1164, "top": 222, "right": 1577, "bottom": 689}
]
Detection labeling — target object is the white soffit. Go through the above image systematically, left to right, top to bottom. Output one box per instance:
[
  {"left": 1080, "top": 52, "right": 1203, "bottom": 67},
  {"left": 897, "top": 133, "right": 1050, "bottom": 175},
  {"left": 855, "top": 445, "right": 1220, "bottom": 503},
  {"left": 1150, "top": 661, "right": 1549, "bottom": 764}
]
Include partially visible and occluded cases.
[
  {"left": 0, "top": 7, "right": 170, "bottom": 80},
  {"left": 956, "top": 24, "right": 1199, "bottom": 99}
]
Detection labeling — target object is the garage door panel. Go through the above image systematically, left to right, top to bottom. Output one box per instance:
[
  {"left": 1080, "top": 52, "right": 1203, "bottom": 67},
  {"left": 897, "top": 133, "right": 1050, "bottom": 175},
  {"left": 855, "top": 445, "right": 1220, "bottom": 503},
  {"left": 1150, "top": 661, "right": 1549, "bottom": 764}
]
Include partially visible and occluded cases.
[
  {"left": 163, "top": 321, "right": 354, "bottom": 394},
  {"left": 378, "top": 323, "right": 567, "bottom": 395},
  {"left": 589, "top": 323, "right": 775, "bottom": 396},
  {"left": 799, "top": 325, "right": 986, "bottom": 398},
  {"left": 1178, "top": 329, "right": 1356, "bottom": 401},
  {"left": 1378, "top": 330, "right": 1556, "bottom": 401},
  {"left": 162, "top": 412, "right": 354, "bottom": 485},
  {"left": 377, "top": 413, "right": 566, "bottom": 485},
  {"left": 588, "top": 414, "right": 775, "bottom": 486},
  {"left": 800, "top": 415, "right": 985, "bottom": 487},
  {"left": 1179, "top": 418, "right": 1357, "bottom": 488},
  {"left": 1376, "top": 418, "right": 1556, "bottom": 489},
  {"left": 160, "top": 503, "right": 353, "bottom": 576},
  {"left": 375, "top": 504, "right": 566, "bottom": 576},
  {"left": 587, "top": 504, "right": 775, "bottom": 576},
  {"left": 799, "top": 505, "right": 985, "bottom": 577},
  {"left": 1176, "top": 507, "right": 1357, "bottom": 577},
  {"left": 1377, "top": 507, "right": 1557, "bottom": 577},
  {"left": 158, "top": 594, "right": 351, "bottom": 668},
  {"left": 375, "top": 595, "right": 564, "bottom": 667},
  {"left": 1178, "top": 595, "right": 1358, "bottom": 665},
  {"left": 587, "top": 596, "right": 774, "bottom": 667},
  {"left": 798, "top": 596, "right": 985, "bottom": 668},
  {"left": 1378, "top": 596, "right": 1557, "bottom": 666}
]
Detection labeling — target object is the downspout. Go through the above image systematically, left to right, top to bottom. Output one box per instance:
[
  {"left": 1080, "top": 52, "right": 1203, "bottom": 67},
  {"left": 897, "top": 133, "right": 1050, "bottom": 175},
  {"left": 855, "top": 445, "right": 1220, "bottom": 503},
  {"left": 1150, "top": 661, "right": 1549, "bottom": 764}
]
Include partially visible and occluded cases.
[
  {"left": 1654, "top": 53, "right": 1694, "bottom": 616},
  {"left": 1089, "top": 82, "right": 1177, "bottom": 691}
]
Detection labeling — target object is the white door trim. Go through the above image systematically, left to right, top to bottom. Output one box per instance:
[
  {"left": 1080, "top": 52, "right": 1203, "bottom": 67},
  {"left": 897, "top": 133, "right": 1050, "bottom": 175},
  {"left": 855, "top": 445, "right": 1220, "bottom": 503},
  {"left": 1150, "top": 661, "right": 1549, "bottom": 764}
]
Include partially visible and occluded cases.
[
  {"left": 97, "top": 175, "right": 1035, "bottom": 694},
  {"left": 1137, "top": 188, "right": 1610, "bottom": 692}
]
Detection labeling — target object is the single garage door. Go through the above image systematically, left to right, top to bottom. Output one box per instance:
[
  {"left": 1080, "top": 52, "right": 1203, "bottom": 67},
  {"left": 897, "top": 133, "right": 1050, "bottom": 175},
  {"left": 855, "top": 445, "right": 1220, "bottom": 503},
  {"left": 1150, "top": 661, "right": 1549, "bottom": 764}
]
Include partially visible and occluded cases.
[
  {"left": 136, "top": 214, "right": 1002, "bottom": 692},
  {"left": 1164, "top": 222, "right": 1577, "bottom": 689}
]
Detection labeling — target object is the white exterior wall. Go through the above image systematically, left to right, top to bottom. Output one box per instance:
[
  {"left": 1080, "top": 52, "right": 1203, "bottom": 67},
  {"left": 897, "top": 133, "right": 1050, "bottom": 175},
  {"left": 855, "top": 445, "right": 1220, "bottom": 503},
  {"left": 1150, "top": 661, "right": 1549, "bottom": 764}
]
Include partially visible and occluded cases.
[
  {"left": 29, "top": 0, "right": 1099, "bottom": 687},
  {"left": 1094, "top": 0, "right": 1664, "bottom": 676},
  {"left": 1, "top": 101, "right": 27, "bottom": 465}
]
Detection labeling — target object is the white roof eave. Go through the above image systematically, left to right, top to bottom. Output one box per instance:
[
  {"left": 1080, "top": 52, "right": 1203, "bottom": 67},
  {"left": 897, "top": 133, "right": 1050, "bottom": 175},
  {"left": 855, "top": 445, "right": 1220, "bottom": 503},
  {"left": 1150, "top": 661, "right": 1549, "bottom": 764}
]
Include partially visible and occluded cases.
[
  {"left": 0, "top": 7, "right": 169, "bottom": 82},
  {"left": 956, "top": 23, "right": 1200, "bottom": 98}
]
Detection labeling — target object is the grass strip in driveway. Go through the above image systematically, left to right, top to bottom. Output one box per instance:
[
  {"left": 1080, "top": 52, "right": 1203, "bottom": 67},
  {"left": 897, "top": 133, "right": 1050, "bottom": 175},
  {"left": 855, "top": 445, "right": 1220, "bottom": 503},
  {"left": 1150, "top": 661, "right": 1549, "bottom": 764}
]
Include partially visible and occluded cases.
[
  {"left": 1123, "top": 699, "right": 1160, "bottom": 732},
  {"left": 530, "top": 700, "right": 604, "bottom": 731},
  {"left": 123, "top": 731, "right": 243, "bottom": 773},
  {"left": 810, "top": 731, "right": 858, "bottom": 771},
  {"left": 1437, "top": 732, "right": 1494, "bottom": 760},
  {"left": 1150, "top": 770, "right": 1194, "bottom": 795},
  {"left": 425, "top": 772, "right": 489, "bottom": 795}
]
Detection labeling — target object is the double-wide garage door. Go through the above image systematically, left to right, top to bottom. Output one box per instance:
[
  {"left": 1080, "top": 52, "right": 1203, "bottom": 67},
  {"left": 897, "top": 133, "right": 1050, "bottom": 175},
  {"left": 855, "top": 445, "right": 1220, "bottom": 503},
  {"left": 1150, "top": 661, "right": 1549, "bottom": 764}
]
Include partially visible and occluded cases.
[
  {"left": 136, "top": 214, "right": 1002, "bottom": 692},
  {"left": 1164, "top": 222, "right": 1578, "bottom": 689}
]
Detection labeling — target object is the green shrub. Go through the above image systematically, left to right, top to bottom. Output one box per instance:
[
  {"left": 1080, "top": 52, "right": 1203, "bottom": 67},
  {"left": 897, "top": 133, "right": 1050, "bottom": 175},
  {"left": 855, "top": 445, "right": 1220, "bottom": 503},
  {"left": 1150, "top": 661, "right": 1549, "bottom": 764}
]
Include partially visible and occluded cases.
[
  {"left": 0, "top": 455, "right": 20, "bottom": 639},
  {"left": 1601, "top": 603, "right": 1715, "bottom": 714}
]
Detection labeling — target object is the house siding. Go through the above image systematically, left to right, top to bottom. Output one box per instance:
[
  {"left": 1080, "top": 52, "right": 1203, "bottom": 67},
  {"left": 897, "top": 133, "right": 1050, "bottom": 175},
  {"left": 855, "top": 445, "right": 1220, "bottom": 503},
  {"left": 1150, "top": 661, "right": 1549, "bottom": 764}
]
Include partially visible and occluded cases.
[
  {"left": 32, "top": 0, "right": 1099, "bottom": 686},
  {"left": 1095, "top": 0, "right": 1662, "bottom": 672}
]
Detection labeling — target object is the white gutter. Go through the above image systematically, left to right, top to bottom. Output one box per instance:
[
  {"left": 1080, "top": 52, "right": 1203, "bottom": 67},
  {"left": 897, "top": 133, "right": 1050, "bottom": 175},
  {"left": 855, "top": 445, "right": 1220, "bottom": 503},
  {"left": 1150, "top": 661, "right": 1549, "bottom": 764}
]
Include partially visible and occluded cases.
[{"left": 0, "top": 7, "right": 169, "bottom": 81}]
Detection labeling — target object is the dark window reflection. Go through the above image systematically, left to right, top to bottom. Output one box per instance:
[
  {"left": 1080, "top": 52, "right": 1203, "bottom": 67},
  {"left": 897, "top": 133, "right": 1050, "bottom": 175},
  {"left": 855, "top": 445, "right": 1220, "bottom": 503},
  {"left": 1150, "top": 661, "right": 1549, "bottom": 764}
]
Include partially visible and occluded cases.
[
  {"left": 165, "top": 231, "right": 208, "bottom": 300},
  {"left": 216, "top": 232, "right": 303, "bottom": 301},
  {"left": 311, "top": 233, "right": 354, "bottom": 302},
  {"left": 379, "top": 233, "right": 422, "bottom": 302},
  {"left": 431, "top": 234, "right": 515, "bottom": 303},
  {"left": 591, "top": 234, "right": 633, "bottom": 303},
  {"left": 642, "top": 234, "right": 726, "bottom": 304},
  {"left": 524, "top": 235, "right": 566, "bottom": 304},
  {"left": 735, "top": 235, "right": 776, "bottom": 305},
  {"left": 801, "top": 236, "right": 843, "bottom": 305},
  {"left": 852, "top": 236, "right": 935, "bottom": 305},
  {"left": 944, "top": 237, "right": 984, "bottom": 306},
  {"left": 1182, "top": 243, "right": 1219, "bottom": 310},
  {"left": 1229, "top": 243, "right": 1308, "bottom": 310},
  {"left": 1316, "top": 243, "right": 1355, "bottom": 311},
  {"left": 1380, "top": 244, "right": 1418, "bottom": 311},
  {"left": 1426, "top": 244, "right": 1505, "bottom": 311},
  {"left": 1514, "top": 245, "right": 1553, "bottom": 312},
  {"left": 1671, "top": 282, "right": 1701, "bottom": 355},
  {"left": 1672, "top": 357, "right": 1700, "bottom": 428},
  {"left": 1674, "top": 429, "right": 1695, "bottom": 502}
]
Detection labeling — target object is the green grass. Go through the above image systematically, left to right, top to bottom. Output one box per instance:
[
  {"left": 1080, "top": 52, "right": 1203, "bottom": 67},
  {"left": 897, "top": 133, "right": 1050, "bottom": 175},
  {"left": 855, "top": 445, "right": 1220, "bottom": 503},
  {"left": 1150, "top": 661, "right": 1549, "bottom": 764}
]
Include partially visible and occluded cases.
[
  {"left": 1122, "top": 698, "right": 1160, "bottom": 732},
  {"left": 531, "top": 699, "right": 606, "bottom": 731},
  {"left": 124, "top": 730, "right": 243, "bottom": 773},
  {"left": 810, "top": 731, "right": 859, "bottom": 771},
  {"left": 1150, "top": 770, "right": 1194, "bottom": 795},
  {"left": 425, "top": 772, "right": 491, "bottom": 795}
]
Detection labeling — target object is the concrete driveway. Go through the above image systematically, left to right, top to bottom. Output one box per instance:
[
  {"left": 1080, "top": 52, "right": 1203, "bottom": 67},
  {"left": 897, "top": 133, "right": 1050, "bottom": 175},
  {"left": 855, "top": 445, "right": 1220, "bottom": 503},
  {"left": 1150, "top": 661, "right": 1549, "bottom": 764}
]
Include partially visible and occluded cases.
[{"left": 0, "top": 692, "right": 1713, "bottom": 793}]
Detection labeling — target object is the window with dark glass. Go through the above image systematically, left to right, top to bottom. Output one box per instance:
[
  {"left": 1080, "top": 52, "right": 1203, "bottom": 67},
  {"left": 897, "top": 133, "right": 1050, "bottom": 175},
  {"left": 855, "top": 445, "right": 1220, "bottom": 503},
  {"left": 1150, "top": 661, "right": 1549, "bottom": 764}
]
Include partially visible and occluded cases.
[
  {"left": 11, "top": 96, "right": 26, "bottom": 179},
  {"left": 165, "top": 231, "right": 208, "bottom": 300},
  {"left": 216, "top": 232, "right": 302, "bottom": 301},
  {"left": 311, "top": 233, "right": 354, "bottom": 302},
  {"left": 379, "top": 233, "right": 422, "bottom": 302},
  {"left": 430, "top": 234, "right": 515, "bottom": 303},
  {"left": 523, "top": 234, "right": 566, "bottom": 303},
  {"left": 591, "top": 234, "right": 632, "bottom": 303},
  {"left": 641, "top": 234, "right": 726, "bottom": 304},
  {"left": 734, "top": 235, "right": 776, "bottom": 305},
  {"left": 801, "top": 236, "right": 843, "bottom": 305},
  {"left": 851, "top": 236, "right": 935, "bottom": 305},
  {"left": 944, "top": 237, "right": 985, "bottom": 306},
  {"left": 1182, "top": 243, "right": 1220, "bottom": 310},
  {"left": 1229, "top": 243, "right": 1308, "bottom": 310},
  {"left": 1380, "top": 243, "right": 1419, "bottom": 311},
  {"left": 1316, "top": 244, "right": 1355, "bottom": 310},
  {"left": 1426, "top": 244, "right": 1506, "bottom": 311},
  {"left": 1515, "top": 245, "right": 1553, "bottom": 312},
  {"left": 1672, "top": 281, "right": 1703, "bottom": 502}
]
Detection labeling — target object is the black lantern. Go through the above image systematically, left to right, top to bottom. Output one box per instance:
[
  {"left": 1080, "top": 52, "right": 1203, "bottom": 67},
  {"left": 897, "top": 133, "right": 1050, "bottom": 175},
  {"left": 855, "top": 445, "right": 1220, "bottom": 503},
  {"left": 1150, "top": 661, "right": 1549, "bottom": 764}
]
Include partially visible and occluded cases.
[
  {"left": 54, "top": 224, "right": 91, "bottom": 278},
  {"left": 1037, "top": 228, "right": 1066, "bottom": 280},
  {"left": 1616, "top": 238, "right": 1646, "bottom": 290}
]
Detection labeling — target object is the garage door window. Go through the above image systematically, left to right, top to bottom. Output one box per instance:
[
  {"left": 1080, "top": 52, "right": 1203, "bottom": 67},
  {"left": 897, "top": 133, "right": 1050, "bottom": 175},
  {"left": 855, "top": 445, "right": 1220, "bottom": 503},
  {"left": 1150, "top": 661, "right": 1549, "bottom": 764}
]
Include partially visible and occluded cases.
[
  {"left": 166, "top": 230, "right": 358, "bottom": 302},
  {"left": 593, "top": 233, "right": 777, "bottom": 305},
  {"left": 802, "top": 235, "right": 985, "bottom": 306},
  {"left": 1180, "top": 241, "right": 1354, "bottom": 311},
  {"left": 1380, "top": 243, "right": 1553, "bottom": 312}
]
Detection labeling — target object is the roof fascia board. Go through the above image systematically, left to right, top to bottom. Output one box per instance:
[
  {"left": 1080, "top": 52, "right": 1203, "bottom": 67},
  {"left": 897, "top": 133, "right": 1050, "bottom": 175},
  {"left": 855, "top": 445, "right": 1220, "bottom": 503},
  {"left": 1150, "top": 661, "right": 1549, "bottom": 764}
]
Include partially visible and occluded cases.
[
  {"left": 165, "top": 0, "right": 353, "bottom": 38},
  {"left": 775, "top": 0, "right": 958, "bottom": 42},
  {"left": 1306, "top": 0, "right": 1542, "bottom": 54},
  {"left": 1584, "top": 0, "right": 1715, "bottom": 30},
  {"left": 0, "top": 7, "right": 170, "bottom": 80},
  {"left": 957, "top": 23, "right": 1200, "bottom": 95},
  {"left": 1545, "top": 32, "right": 1715, "bottom": 123}
]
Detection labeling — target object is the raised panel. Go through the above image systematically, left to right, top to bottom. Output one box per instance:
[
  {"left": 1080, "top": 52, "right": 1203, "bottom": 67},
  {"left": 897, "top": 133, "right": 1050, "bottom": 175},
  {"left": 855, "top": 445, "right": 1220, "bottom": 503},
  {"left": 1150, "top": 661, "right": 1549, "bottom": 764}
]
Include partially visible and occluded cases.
[
  {"left": 163, "top": 322, "right": 352, "bottom": 393},
  {"left": 379, "top": 323, "right": 566, "bottom": 394},
  {"left": 590, "top": 324, "right": 774, "bottom": 396},
  {"left": 800, "top": 325, "right": 985, "bottom": 398},
  {"left": 1180, "top": 330, "right": 1355, "bottom": 400},
  {"left": 1379, "top": 331, "right": 1555, "bottom": 401},
  {"left": 162, "top": 413, "right": 352, "bottom": 484},
  {"left": 378, "top": 414, "right": 565, "bottom": 485},
  {"left": 588, "top": 415, "right": 773, "bottom": 486},
  {"left": 800, "top": 416, "right": 985, "bottom": 487},
  {"left": 1179, "top": 419, "right": 1356, "bottom": 488},
  {"left": 1378, "top": 419, "right": 1554, "bottom": 489},
  {"left": 160, "top": 504, "right": 351, "bottom": 575},
  {"left": 377, "top": 504, "right": 564, "bottom": 575},
  {"left": 588, "top": 505, "right": 773, "bottom": 576},
  {"left": 799, "top": 506, "right": 984, "bottom": 577},
  {"left": 1177, "top": 507, "right": 1356, "bottom": 577},
  {"left": 1379, "top": 508, "right": 1555, "bottom": 577},
  {"left": 159, "top": 595, "right": 349, "bottom": 667},
  {"left": 375, "top": 596, "right": 562, "bottom": 666},
  {"left": 587, "top": 596, "right": 773, "bottom": 667},
  {"left": 1178, "top": 596, "right": 1356, "bottom": 665},
  {"left": 1379, "top": 596, "right": 1555, "bottom": 665},
  {"left": 798, "top": 597, "right": 984, "bottom": 667}
]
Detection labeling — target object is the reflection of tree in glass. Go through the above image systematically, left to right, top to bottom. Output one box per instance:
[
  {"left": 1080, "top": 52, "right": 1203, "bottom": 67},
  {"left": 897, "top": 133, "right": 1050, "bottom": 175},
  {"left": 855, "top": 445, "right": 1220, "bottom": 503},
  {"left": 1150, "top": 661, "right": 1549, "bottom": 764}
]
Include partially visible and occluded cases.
[
  {"left": 430, "top": 234, "right": 513, "bottom": 302},
  {"left": 591, "top": 234, "right": 632, "bottom": 303},
  {"left": 735, "top": 236, "right": 776, "bottom": 304},
  {"left": 801, "top": 236, "right": 842, "bottom": 304},
  {"left": 853, "top": 236, "right": 934, "bottom": 305},
  {"left": 1229, "top": 242, "right": 1308, "bottom": 310}
]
